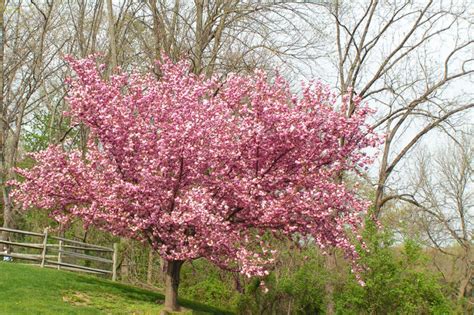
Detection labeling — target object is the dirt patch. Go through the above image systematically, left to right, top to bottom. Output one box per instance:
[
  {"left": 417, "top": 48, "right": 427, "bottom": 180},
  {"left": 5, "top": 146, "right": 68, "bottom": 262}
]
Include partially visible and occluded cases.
[{"left": 63, "top": 291, "right": 91, "bottom": 306}]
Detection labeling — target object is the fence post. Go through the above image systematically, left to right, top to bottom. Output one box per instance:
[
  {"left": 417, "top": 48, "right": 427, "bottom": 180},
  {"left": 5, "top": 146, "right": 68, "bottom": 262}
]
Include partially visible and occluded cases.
[
  {"left": 40, "top": 228, "right": 48, "bottom": 268},
  {"left": 57, "top": 240, "right": 63, "bottom": 270},
  {"left": 112, "top": 243, "right": 118, "bottom": 281}
]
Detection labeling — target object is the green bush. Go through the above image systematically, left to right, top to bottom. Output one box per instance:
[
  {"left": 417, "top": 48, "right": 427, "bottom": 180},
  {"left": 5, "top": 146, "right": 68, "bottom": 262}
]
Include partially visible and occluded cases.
[
  {"left": 335, "top": 221, "right": 455, "bottom": 314},
  {"left": 237, "top": 246, "right": 327, "bottom": 314},
  {"left": 180, "top": 259, "right": 240, "bottom": 311}
]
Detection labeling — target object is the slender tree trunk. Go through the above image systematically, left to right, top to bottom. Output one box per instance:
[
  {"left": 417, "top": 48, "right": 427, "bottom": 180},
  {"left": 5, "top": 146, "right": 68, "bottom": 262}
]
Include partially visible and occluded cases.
[
  {"left": 0, "top": 0, "right": 8, "bottom": 243},
  {"left": 106, "top": 0, "right": 117, "bottom": 69},
  {"left": 149, "top": 0, "right": 162, "bottom": 62},
  {"left": 193, "top": 0, "right": 204, "bottom": 74},
  {"left": 1, "top": 190, "right": 11, "bottom": 241},
  {"left": 458, "top": 245, "right": 472, "bottom": 302},
  {"left": 120, "top": 246, "right": 130, "bottom": 282},
  {"left": 147, "top": 250, "right": 154, "bottom": 285},
  {"left": 324, "top": 251, "right": 336, "bottom": 315},
  {"left": 162, "top": 260, "right": 183, "bottom": 312},
  {"left": 233, "top": 272, "right": 243, "bottom": 294}
]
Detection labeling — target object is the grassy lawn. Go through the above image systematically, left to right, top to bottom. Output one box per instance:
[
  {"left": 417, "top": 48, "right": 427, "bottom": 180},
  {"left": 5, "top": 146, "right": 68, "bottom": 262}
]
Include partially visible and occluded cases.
[{"left": 0, "top": 262, "right": 233, "bottom": 315}]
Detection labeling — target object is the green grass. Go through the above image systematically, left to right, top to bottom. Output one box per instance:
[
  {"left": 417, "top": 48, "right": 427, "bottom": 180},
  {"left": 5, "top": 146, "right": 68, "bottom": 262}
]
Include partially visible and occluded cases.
[{"left": 0, "top": 262, "right": 234, "bottom": 315}]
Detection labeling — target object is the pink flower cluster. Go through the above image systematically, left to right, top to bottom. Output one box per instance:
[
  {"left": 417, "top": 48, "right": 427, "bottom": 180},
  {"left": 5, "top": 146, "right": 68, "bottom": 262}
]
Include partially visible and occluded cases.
[{"left": 13, "top": 56, "right": 379, "bottom": 278}]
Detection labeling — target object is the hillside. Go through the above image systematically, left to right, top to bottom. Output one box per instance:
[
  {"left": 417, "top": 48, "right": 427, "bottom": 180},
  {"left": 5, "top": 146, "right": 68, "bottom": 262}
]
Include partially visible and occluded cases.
[{"left": 0, "top": 262, "right": 233, "bottom": 315}]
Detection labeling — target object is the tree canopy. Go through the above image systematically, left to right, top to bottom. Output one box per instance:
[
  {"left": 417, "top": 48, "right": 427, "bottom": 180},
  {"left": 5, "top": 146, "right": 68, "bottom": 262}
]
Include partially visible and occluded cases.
[{"left": 13, "top": 56, "right": 379, "bottom": 309}]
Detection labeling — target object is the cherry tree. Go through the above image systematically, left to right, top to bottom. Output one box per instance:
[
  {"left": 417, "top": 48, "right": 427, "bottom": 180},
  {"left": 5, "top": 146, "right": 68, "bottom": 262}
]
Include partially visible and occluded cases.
[{"left": 13, "top": 56, "right": 379, "bottom": 311}]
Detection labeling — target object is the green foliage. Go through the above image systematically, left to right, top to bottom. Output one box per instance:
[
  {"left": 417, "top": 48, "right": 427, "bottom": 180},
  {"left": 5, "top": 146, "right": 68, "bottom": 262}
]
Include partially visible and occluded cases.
[
  {"left": 23, "top": 110, "right": 56, "bottom": 152},
  {"left": 335, "top": 220, "right": 455, "bottom": 314},
  {"left": 179, "top": 227, "right": 456, "bottom": 314},
  {"left": 179, "top": 246, "right": 328, "bottom": 314},
  {"left": 237, "top": 246, "right": 327, "bottom": 314},
  {"left": 180, "top": 259, "right": 240, "bottom": 312},
  {"left": 182, "top": 277, "right": 238, "bottom": 311}
]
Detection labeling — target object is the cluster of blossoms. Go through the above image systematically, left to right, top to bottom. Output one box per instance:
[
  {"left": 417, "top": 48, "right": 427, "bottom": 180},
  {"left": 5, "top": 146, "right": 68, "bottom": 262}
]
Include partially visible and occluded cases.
[{"left": 13, "top": 56, "right": 379, "bottom": 279}]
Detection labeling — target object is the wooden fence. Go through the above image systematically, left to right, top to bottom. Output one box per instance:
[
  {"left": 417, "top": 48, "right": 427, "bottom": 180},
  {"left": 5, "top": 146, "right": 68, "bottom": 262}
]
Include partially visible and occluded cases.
[{"left": 0, "top": 227, "right": 118, "bottom": 281}]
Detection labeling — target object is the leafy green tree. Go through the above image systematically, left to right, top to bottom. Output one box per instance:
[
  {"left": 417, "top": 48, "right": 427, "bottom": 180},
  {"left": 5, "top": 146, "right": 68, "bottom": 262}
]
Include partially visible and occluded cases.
[
  {"left": 23, "top": 110, "right": 71, "bottom": 153},
  {"left": 335, "top": 220, "right": 455, "bottom": 314},
  {"left": 238, "top": 245, "right": 327, "bottom": 314},
  {"left": 180, "top": 259, "right": 240, "bottom": 311}
]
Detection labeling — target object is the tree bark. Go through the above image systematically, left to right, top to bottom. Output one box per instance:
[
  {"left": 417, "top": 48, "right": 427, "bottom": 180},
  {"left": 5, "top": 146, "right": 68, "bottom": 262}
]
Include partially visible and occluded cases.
[
  {"left": 0, "top": 0, "right": 8, "bottom": 243},
  {"left": 106, "top": 0, "right": 117, "bottom": 69},
  {"left": 193, "top": 0, "right": 204, "bottom": 74},
  {"left": 1, "top": 191, "right": 11, "bottom": 242},
  {"left": 120, "top": 244, "right": 130, "bottom": 282},
  {"left": 458, "top": 244, "right": 472, "bottom": 302},
  {"left": 147, "top": 250, "right": 154, "bottom": 285},
  {"left": 324, "top": 251, "right": 336, "bottom": 315},
  {"left": 162, "top": 260, "right": 183, "bottom": 312}
]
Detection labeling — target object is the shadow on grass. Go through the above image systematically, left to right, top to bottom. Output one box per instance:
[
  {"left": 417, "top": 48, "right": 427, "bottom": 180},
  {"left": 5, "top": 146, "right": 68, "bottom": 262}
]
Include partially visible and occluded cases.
[
  {"left": 0, "top": 263, "right": 234, "bottom": 315},
  {"left": 73, "top": 273, "right": 234, "bottom": 315},
  {"left": 75, "top": 275, "right": 160, "bottom": 300}
]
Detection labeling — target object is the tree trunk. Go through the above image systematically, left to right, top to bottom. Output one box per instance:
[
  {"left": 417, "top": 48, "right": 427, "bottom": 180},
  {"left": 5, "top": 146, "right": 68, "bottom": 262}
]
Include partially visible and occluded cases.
[
  {"left": 0, "top": 0, "right": 7, "bottom": 243},
  {"left": 106, "top": 0, "right": 117, "bottom": 69},
  {"left": 193, "top": 0, "right": 204, "bottom": 74},
  {"left": 1, "top": 191, "right": 11, "bottom": 242},
  {"left": 120, "top": 244, "right": 130, "bottom": 282},
  {"left": 458, "top": 245, "right": 472, "bottom": 303},
  {"left": 147, "top": 250, "right": 154, "bottom": 285},
  {"left": 324, "top": 251, "right": 337, "bottom": 315},
  {"left": 162, "top": 260, "right": 183, "bottom": 312}
]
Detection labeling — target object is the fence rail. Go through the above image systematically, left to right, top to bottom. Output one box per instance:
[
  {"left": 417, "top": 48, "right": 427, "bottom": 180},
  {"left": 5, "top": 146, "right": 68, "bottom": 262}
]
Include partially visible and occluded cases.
[{"left": 0, "top": 227, "right": 118, "bottom": 281}]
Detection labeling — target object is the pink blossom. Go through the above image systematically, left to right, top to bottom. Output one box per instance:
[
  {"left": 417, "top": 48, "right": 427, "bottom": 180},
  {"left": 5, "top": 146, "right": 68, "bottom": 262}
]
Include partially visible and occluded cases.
[{"left": 12, "top": 56, "right": 380, "bottom": 278}]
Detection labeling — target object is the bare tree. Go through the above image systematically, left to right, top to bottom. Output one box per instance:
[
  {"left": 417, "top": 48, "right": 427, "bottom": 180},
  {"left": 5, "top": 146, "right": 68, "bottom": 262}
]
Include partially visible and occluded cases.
[
  {"left": 1, "top": 0, "right": 63, "bottom": 240},
  {"left": 120, "top": 0, "right": 325, "bottom": 77},
  {"left": 311, "top": 0, "right": 474, "bottom": 219},
  {"left": 298, "top": 1, "right": 474, "bottom": 312},
  {"left": 402, "top": 132, "right": 473, "bottom": 311}
]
